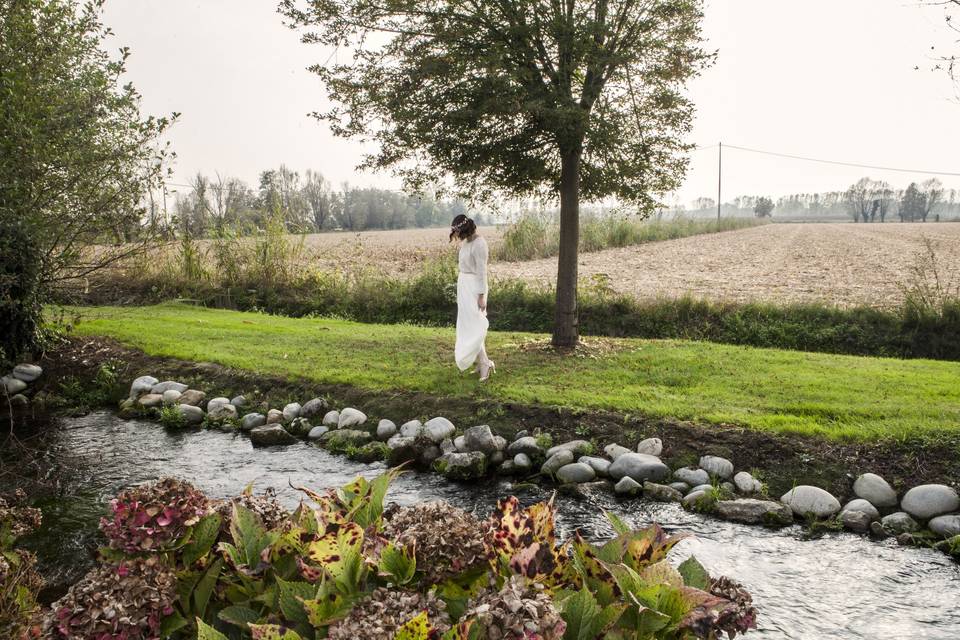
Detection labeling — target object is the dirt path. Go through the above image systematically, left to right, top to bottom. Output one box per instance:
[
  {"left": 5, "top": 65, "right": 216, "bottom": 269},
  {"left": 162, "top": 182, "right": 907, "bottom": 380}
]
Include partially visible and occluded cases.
[{"left": 491, "top": 222, "right": 960, "bottom": 308}]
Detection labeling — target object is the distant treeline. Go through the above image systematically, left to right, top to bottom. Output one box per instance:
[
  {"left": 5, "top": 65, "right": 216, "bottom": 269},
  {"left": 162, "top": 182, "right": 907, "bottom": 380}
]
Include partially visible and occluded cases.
[{"left": 149, "top": 166, "right": 489, "bottom": 237}]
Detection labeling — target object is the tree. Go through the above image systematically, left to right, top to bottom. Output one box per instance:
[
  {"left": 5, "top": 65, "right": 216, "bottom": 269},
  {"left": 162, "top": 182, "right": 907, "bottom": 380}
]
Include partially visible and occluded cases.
[
  {"left": 0, "top": 0, "right": 173, "bottom": 358},
  {"left": 281, "top": 0, "right": 710, "bottom": 347},
  {"left": 926, "top": 1, "right": 960, "bottom": 87},
  {"left": 303, "top": 170, "right": 333, "bottom": 230},
  {"left": 844, "top": 178, "right": 874, "bottom": 223},
  {"left": 920, "top": 178, "right": 944, "bottom": 222},
  {"left": 871, "top": 181, "right": 895, "bottom": 223},
  {"left": 900, "top": 183, "right": 926, "bottom": 222},
  {"left": 754, "top": 197, "right": 774, "bottom": 218}
]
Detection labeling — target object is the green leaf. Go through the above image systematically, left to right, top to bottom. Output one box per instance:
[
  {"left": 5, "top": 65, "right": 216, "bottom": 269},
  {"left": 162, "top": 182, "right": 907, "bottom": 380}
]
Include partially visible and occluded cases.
[
  {"left": 231, "top": 503, "right": 267, "bottom": 567},
  {"left": 605, "top": 511, "right": 632, "bottom": 537},
  {"left": 182, "top": 513, "right": 223, "bottom": 566},
  {"left": 378, "top": 542, "right": 417, "bottom": 586},
  {"left": 677, "top": 556, "right": 711, "bottom": 590},
  {"left": 193, "top": 558, "right": 223, "bottom": 618},
  {"left": 176, "top": 569, "right": 202, "bottom": 609},
  {"left": 277, "top": 578, "right": 317, "bottom": 625},
  {"left": 301, "top": 580, "right": 354, "bottom": 628},
  {"left": 560, "top": 587, "right": 624, "bottom": 640},
  {"left": 218, "top": 605, "right": 262, "bottom": 629},
  {"left": 158, "top": 610, "right": 188, "bottom": 637},
  {"left": 394, "top": 611, "right": 432, "bottom": 640},
  {"left": 197, "top": 618, "right": 230, "bottom": 640},
  {"left": 440, "top": 619, "right": 476, "bottom": 640},
  {"left": 249, "top": 623, "right": 305, "bottom": 640}
]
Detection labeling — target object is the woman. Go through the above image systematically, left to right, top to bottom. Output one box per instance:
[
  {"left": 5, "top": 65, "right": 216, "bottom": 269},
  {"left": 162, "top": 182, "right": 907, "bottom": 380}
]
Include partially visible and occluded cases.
[{"left": 451, "top": 214, "right": 494, "bottom": 381}]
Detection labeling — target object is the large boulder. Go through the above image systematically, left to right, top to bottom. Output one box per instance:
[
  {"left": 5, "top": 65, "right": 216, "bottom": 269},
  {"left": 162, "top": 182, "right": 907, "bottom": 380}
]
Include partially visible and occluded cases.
[
  {"left": 12, "top": 363, "right": 42, "bottom": 382},
  {"left": 129, "top": 375, "right": 158, "bottom": 400},
  {"left": 151, "top": 381, "right": 187, "bottom": 395},
  {"left": 178, "top": 389, "right": 206, "bottom": 407},
  {"left": 300, "top": 397, "right": 329, "bottom": 419},
  {"left": 282, "top": 402, "right": 302, "bottom": 422},
  {"left": 176, "top": 404, "right": 205, "bottom": 426},
  {"left": 338, "top": 407, "right": 367, "bottom": 429},
  {"left": 322, "top": 410, "right": 341, "bottom": 427},
  {"left": 240, "top": 413, "right": 266, "bottom": 432},
  {"left": 423, "top": 417, "right": 455, "bottom": 443},
  {"left": 376, "top": 419, "right": 398, "bottom": 441},
  {"left": 400, "top": 420, "right": 424, "bottom": 438},
  {"left": 250, "top": 424, "right": 297, "bottom": 446},
  {"left": 463, "top": 425, "right": 498, "bottom": 454},
  {"left": 386, "top": 435, "right": 420, "bottom": 466},
  {"left": 507, "top": 436, "right": 541, "bottom": 457},
  {"left": 636, "top": 437, "right": 663, "bottom": 457},
  {"left": 546, "top": 440, "right": 593, "bottom": 459},
  {"left": 604, "top": 444, "right": 631, "bottom": 461},
  {"left": 541, "top": 450, "right": 575, "bottom": 476},
  {"left": 435, "top": 452, "right": 487, "bottom": 481},
  {"left": 608, "top": 453, "right": 670, "bottom": 484},
  {"left": 699, "top": 455, "right": 734, "bottom": 480},
  {"left": 578, "top": 456, "right": 611, "bottom": 478},
  {"left": 556, "top": 463, "right": 596, "bottom": 484},
  {"left": 674, "top": 467, "right": 710, "bottom": 487},
  {"left": 733, "top": 471, "right": 763, "bottom": 495},
  {"left": 853, "top": 473, "right": 898, "bottom": 508},
  {"left": 615, "top": 476, "right": 642, "bottom": 496},
  {"left": 643, "top": 482, "right": 683, "bottom": 503},
  {"left": 901, "top": 485, "right": 960, "bottom": 520},
  {"left": 780, "top": 486, "right": 841, "bottom": 518},
  {"left": 715, "top": 499, "right": 793, "bottom": 527},
  {"left": 841, "top": 499, "right": 880, "bottom": 521},
  {"left": 880, "top": 512, "right": 918, "bottom": 535},
  {"left": 929, "top": 514, "right": 960, "bottom": 539}
]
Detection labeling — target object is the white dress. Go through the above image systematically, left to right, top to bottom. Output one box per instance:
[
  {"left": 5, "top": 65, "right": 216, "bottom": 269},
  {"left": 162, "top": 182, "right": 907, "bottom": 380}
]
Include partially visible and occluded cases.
[{"left": 455, "top": 236, "right": 489, "bottom": 371}]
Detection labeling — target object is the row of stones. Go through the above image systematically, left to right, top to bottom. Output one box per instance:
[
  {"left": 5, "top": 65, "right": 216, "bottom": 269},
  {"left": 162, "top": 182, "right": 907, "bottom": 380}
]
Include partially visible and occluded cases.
[{"left": 1, "top": 362, "right": 44, "bottom": 405}]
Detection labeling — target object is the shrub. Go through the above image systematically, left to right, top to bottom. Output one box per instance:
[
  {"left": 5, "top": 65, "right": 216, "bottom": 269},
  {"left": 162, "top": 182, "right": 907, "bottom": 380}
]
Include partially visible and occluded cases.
[
  {"left": 0, "top": 217, "right": 42, "bottom": 364},
  {"left": 0, "top": 490, "right": 43, "bottom": 639}
]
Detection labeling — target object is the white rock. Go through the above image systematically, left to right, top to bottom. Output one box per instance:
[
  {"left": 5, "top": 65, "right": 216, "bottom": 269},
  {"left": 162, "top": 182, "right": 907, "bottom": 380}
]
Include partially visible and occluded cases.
[
  {"left": 12, "top": 363, "right": 42, "bottom": 382},
  {"left": 129, "top": 375, "right": 158, "bottom": 400},
  {"left": 2, "top": 376, "right": 27, "bottom": 394},
  {"left": 151, "top": 381, "right": 188, "bottom": 394},
  {"left": 161, "top": 389, "right": 182, "bottom": 406},
  {"left": 230, "top": 395, "right": 247, "bottom": 408},
  {"left": 207, "top": 397, "right": 231, "bottom": 413},
  {"left": 300, "top": 398, "right": 328, "bottom": 419},
  {"left": 208, "top": 402, "right": 238, "bottom": 422},
  {"left": 283, "top": 402, "right": 302, "bottom": 422},
  {"left": 176, "top": 404, "right": 204, "bottom": 425},
  {"left": 338, "top": 407, "right": 367, "bottom": 428},
  {"left": 267, "top": 409, "right": 284, "bottom": 424},
  {"left": 322, "top": 410, "right": 341, "bottom": 427},
  {"left": 240, "top": 413, "right": 266, "bottom": 431},
  {"left": 423, "top": 417, "right": 455, "bottom": 443},
  {"left": 376, "top": 419, "right": 398, "bottom": 441},
  {"left": 400, "top": 420, "right": 424, "bottom": 438},
  {"left": 464, "top": 425, "right": 499, "bottom": 454},
  {"left": 307, "top": 426, "right": 329, "bottom": 440},
  {"left": 454, "top": 435, "right": 468, "bottom": 452},
  {"left": 507, "top": 436, "right": 540, "bottom": 457},
  {"left": 636, "top": 437, "right": 663, "bottom": 456},
  {"left": 546, "top": 440, "right": 592, "bottom": 459},
  {"left": 604, "top": 443, "right": 632, "bottom": 461},
  {"left": 541, "top": 450, "right": 576, "bottom": 476},
  {"left": 513, "top": 453, "right": 532, "bottom": 471},
  {"left": 608, "top": 453, "right": 670, "bottom": 483},
  {"left": 699, "top": 455, "right": 735, "bottom": 480},
  {"left": 578, "top": 456, "right": 611, "bottom": 477},
  {"left": 556, "top": 463, "right": 596, "bottom": 484},
  {"left": 674, "top": 467, "right": 710, "bottom": 487},
  {"left": 733, "top": 471, "right": 763, "bottom": 494},
  {"left": 853, "top": 473, "right": 898, "bottom": 508},
  {"left": 615, "top": 476, "right": 642, "bottom": 496},
  {"left": 901, "top": 484, "right": 960, "bottom": 520},
  {"left": 780, "top": 486, "right": 841, "bottom": 518},
  {"left": 683, "top": 490, "right": 708, "bottom": 506},
  {"left": 841, "top": 499, "right": 880, "bottom": 521},
  {"left": 881, "top": 512, "right": 918, "bottom": 535},
  {"left": 929, "top": 514, "right": 960, "bottom": 538}
]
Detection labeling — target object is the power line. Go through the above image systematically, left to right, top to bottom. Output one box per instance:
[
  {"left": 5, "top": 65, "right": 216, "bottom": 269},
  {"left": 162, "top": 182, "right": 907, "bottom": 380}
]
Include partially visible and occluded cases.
[{"left": 720, "top": 144, "right": 960, "bottom": 178}]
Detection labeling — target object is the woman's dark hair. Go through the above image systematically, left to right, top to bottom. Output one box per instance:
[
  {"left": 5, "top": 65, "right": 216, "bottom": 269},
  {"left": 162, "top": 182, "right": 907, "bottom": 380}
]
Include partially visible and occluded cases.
[{"left": 449, "top": 214, "right": 477, "bottom": 241}]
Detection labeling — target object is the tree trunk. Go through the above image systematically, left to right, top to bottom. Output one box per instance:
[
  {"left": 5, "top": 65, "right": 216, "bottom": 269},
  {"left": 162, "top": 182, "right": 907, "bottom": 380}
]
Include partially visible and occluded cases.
[{"left": 552, "top": 147, "right": 581, "bottom": 348}]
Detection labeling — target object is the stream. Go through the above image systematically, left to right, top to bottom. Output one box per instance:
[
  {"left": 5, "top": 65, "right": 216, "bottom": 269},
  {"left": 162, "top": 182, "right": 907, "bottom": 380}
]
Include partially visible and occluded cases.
[{"left": 17, "top": 411, "right": 960, "bottom": 639}]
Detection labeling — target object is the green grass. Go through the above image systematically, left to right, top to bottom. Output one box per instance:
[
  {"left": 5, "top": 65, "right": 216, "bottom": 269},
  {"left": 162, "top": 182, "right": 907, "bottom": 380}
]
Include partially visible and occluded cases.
[{"left": 68, "top": 303, "right": 960, "bottom": 442}]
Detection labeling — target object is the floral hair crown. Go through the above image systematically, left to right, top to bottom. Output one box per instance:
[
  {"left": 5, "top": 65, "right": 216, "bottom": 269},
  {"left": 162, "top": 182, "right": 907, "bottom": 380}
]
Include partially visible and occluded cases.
[{"left": 451, "top": 218, "right": 470, "bottom": 231}]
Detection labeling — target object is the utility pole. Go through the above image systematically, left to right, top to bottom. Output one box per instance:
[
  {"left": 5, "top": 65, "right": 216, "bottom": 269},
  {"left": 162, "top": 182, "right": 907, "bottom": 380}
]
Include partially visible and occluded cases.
[{"left": 717, "top": 142, "right": 722, "bottom": 222}]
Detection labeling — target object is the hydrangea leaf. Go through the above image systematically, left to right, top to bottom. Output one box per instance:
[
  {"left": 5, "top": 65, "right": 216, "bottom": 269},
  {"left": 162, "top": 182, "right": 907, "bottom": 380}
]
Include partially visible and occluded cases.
[
  {"left": 182, "top": 513, "right": 223, "bottom": 566},
  {"left": 378, "top": 541, "right": 417, "bottom": 585},
  {"left": 677, "top": 556, "right": 711, "bottom": 590},
  {"left": 277, "top": 578, "right": 318, "bottom": 625},
  {"left": 559, "top": 586, "right": 625, "bottom": 640},
  {"left": 218, "top": 605, "right": 262, "bottom": 629},
  {"left": 393, "top": 611, "right": 432, "bottom": 640},
  {"left": 196, "top": 619, "right": 229, "bottom": 640},
  {"left": 248, "top": 623, "right": 305, "bottom": 640}
]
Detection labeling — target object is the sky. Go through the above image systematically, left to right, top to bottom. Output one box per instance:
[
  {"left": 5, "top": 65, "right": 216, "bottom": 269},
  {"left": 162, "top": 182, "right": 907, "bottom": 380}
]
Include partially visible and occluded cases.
[{"left": 100, "top": 0, "right": 960, "bottom": 204}]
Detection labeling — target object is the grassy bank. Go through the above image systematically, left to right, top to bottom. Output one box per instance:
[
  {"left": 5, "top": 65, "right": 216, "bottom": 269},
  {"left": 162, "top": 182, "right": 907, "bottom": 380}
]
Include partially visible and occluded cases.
[{"left": 66, "top": 303, "right": 960, "bottom": 442}]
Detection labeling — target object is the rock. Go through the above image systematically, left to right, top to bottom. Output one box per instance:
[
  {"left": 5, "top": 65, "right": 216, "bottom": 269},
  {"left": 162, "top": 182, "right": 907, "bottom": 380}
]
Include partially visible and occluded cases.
[
  {"left": 12, "top": 364, "right": 42, "bottom": 382},
  {"left": 129, "top": 375, "right": 158, "bottom": 399},
  {"left": 1, "top": 376, "right": 27, "bottom": 394},
  {"left": 151, "top": 381, "right": 187, "bottom": 395},
  {"left": 161, "top": 389, "right": 182, "bottom": 406},
  {"left": 177, "top": 390, "right": 206, "bottom": 407},
  {"left": 138, "top": 393, "right": 163, "bottom": 408},
  {"left": 9, "top": 394, "right": 28, "bottom": 406},
  {"left": 230, "top": 395, "right": 247, "bottom": 408},
  {"left": 207, "top": 397, "right": 231, "bottom": 414},
  {"left": 300, "top": 397, "right": 329, "bottom": 419},
  {"left": 208, "top": 402, "right": 238, "bottom": 422},
  {"left": 283, "top": 402, "right": 302, "bottom": 422},
  {"left": 176, "top": 404, "right": 205, "bottom": 425},
  {"left": 338, "top": 407, "right": 367, "bottom": 428},
  {"left": 266, "top": 409, "right": 284, "bottom": 424},
  {"left": 322, "top": 410, "right": 340, "bottom": 427},
  {"left": 240, "top": 413, "right": 266, "bottom": 432},
  {"left": 285, "top": 417, "right": 313, "bottom": 437},
  {"left": 423, "top": 417, "right": 455, "bottom": 443},
  {"left": 376, "top": 419, "right": 398, "bottom": 441},
  {"left": 400, "top": 420, "right": 424, "bottom": 438},
  {"left": 250, "top": 424, "right": 297, "bottom": 446},
  {"left": 464, "top": 425, "right": 498, "bottom": 454},
  {"left": 307, "top": 426, "right": 329, "bottom": 440},
  {"left": 322, "top": 429, "right": 372, "bottom": 450},
  {"left": 454, "top": 435, "right": 468, "bottom": 452},
  {"left": 386, "top": 436, "right": 419, "bottom": 466},
  {"left": 493, "top": 436, "right": 507, "bottom": 452},
  {"left": 507, "top": 436, "right": 541, "bottom": 457},
  {"left": 636, "top": 437, "right": 663, "bottom": 456},
  {"left": 440, "top": 438, "right": 456, "bottom": 454},
  {"left": 546, "top": 440, "right": 593, "bottom": 459},
  {"left": 419, "top": 444, "right": 442, "bottom": 466},
  {"left": 604, "top": 444, "right": 631, "bottom": 461},
  {"left": 489, "top": 450, "right": 504, "bottom": 466},
  {"left": 541, "top": 450, "right": 575, "bottom": 476},
  {"left": 435, "top": 452, "right": 487, "bottom": 481},
  {"left": 513, "top": 453, "right": 532, "bottom": 472},
  {"left": 608, "top": 453, "right": 670, "bottom": 484},
  {"left": 699, "top": 455, "right": 734, "bottom": 480},
  {"left": 578, "top": 456, "right": 611, "bottom": 478},
  {"left": 498, "top": 461, "right": 516, "bottom": 475},
  {"left": 556, "top": 463, "right": 597, "bottom": 484},
  {"left": 673, "top": 467, "right": 710, "bottom": 487},
  {"left": 733, "top": 471, "right": 763, "bottom": 494},
  {"left": 853, "top": 473, "right": 898, "bottom": 508},
  {"left": 615, "top": 476, "right": 642, "bottom": 496},
  {"left": 643, "top": 481, "right": 683, "bottom": 503},
  {"left": 669, "top": 482, "right": 690, "bottom": 494},
  {"left": 721, "top": 482, "right": 736, "bottom": 494},
  {"left": 689, "top": 484, "right": 713, "bottom": 495},
  {"left": 901, "top": 484, "right": 960, "bottom": 520},
  {"left": 780, "top": 486, "right": 841, "bottom": 518},
  {"left": 683, "top": 490, "right": 708, "bottom": 507},
  {"left": 715, "top": 499, "right": 794, "bottom": 526},
  {"left": 841, "top": 499, "right": 880, "bottom": 521},
  {"left": 840, "top": 509, "right": 873, "bottom": 534},
  {"left": 881, "top": 512, "right": 919, "bottom": 535},
  {"left": 929, "top": 514, "right": 960, "bottom": 539},
  {"left": 869, "top": 521, "right": 889, "bottom": 539},
  {"left": 896, "top": 532, "right": 917, "bottom": 546}
]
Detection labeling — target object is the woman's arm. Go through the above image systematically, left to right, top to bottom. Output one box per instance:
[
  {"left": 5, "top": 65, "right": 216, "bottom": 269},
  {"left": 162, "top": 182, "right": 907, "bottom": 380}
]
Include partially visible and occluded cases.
[{"left": 476, "top": 238, "right": 489, "bottom": 311}]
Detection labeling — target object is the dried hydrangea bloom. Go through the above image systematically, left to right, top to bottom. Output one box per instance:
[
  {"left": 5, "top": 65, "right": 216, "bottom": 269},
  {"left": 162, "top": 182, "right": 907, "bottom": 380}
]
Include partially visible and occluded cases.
[
  {"left": 99, "top": 478, "right": 210, "bottom": 553},
  {"left": 213, "top": 486, "right": 289, "bottom": 532},
  {"left": 0, "top": 489, "right": 42, "bottom": 538},
  {"left": 382, "top": 501, "right": 487, "bottom": 585},
  {"left": 44, "top": 555, "right": 177, "bottom": 640},
  {"left": 463, "top": 575, "right": 566, "bottom": 640},
  {"left": 709, "top": 575, "right": 758, "bottom": 636},
  {"left": 326, "top": 587, "right": 450, "bottom": 640}
]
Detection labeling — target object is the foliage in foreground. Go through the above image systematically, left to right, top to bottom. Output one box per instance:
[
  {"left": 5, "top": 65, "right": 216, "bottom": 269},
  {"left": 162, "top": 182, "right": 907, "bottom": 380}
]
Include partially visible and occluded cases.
[
  {"left": 44, "top": 474, "right": 755, "bottom": 640},
  {"left": 0, "top": 490, "right": 44, "bottom": 639}
]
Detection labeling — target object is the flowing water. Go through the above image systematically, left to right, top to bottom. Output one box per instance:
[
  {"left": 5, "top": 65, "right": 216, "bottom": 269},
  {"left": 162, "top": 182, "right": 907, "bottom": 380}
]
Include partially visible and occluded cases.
[{"left": 19, "top": 412, "right": 960, "bottom": 639}]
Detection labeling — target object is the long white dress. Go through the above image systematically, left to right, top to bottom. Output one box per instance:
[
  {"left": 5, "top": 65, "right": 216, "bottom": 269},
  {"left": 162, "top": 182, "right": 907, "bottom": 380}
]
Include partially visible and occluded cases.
[{"left": 455, "top": 236, "right": 489, "bottom": 371}]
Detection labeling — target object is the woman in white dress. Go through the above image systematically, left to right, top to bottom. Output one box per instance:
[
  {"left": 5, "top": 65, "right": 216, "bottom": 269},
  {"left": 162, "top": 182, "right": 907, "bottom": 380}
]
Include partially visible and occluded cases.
[{"left": 450, "top": 214, "right": 495, "bottom": 381}]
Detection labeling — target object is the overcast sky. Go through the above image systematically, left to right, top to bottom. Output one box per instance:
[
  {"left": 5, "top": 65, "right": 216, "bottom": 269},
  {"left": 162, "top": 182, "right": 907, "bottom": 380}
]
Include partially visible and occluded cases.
[{"left": 101, "top": 0, "right": 960, "bottom": 204}]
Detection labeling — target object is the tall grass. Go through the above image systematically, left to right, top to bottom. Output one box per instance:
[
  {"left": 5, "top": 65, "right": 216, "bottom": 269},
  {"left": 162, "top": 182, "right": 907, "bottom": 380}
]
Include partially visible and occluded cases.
[{"left": 495, "top": 214, "right": 765, "bottom": 261}]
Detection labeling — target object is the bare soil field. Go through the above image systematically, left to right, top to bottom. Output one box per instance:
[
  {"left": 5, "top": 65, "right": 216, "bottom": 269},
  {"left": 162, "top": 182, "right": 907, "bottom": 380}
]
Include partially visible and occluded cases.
[{"left": 491, "top": 222, "right": 960, "bottom": 308}]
